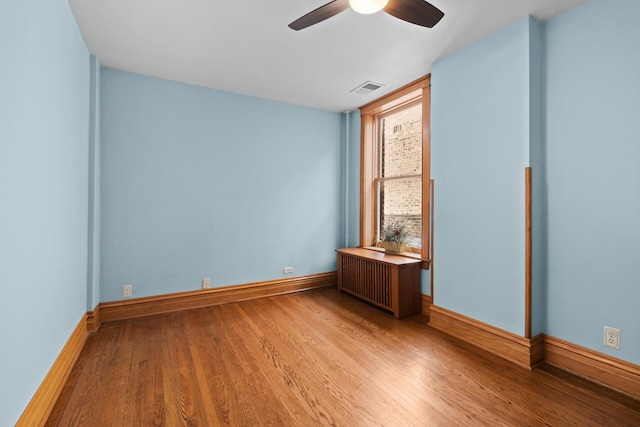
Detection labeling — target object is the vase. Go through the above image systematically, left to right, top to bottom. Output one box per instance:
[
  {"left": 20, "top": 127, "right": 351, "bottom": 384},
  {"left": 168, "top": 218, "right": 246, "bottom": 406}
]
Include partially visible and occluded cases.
[{"left": 379, "top": 241, "right": 407, "bottom": 254}]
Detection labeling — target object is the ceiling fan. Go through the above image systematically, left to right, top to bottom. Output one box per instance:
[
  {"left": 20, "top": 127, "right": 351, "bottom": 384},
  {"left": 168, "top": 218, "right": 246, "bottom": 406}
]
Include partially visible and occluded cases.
[{"left": 288, "top": 0, "right": 444, "bottom": 31}]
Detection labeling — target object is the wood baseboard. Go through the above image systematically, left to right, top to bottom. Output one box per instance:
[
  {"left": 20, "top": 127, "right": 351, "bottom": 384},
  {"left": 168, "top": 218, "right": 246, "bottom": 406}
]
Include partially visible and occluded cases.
[
  {"left": 100, "top": 272, "right": 337, "bottom": 322},
  {"left": 421, "top": 294, "right": 432, "bottom": 317},
  {"left": 86, "top": 304, "right": 100, "bottom": 334},
  {"left": 429, "top": 305, "right": 544, "bottom": 370},
  {"left": 16, "top": 313, "right": 88, "bottom": 427},
  {"left": 544, "top": 335, "right": 640, "bottom": 401}
]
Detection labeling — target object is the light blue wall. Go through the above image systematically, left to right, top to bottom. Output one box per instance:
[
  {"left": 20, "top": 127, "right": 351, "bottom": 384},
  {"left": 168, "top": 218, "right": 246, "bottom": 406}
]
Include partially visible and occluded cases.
[
  {"left": 0, "top": 0, "right": 90, "bottom": 424},
  {"left": 429, "top": 0, "right": 639, "bottom": 363},
  {"left": 545, "top": 0, "right": 640, "bottom": 364},
  {"left": 431, "top": 17, "right": 539, "bottom": 335},
  {"left": 527, "top": 18, "right": 545, "bottom": 336},
  {"left": 87, "top": 55, "right": 101, "bottom": 311},
  {"left": 100, "top": 69, "right": 343, "bottom": 301},
  {"left": 346, "top": 111, "right": 361, "bottom": 248}
]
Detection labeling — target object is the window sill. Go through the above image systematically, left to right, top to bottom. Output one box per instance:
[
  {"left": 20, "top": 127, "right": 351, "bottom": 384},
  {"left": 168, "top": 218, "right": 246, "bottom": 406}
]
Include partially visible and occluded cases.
[{"left": 362, "top": 246, "right": 430, "bottom": 270}]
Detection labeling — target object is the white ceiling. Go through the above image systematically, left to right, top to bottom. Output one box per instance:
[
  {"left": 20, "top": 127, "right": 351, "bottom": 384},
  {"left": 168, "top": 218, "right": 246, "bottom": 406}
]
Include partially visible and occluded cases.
[{"left": 69, "top": 0, "right": 588, "bottom": 112}]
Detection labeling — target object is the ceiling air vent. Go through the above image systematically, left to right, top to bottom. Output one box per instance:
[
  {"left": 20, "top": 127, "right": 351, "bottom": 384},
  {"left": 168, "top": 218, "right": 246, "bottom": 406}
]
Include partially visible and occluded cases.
[{"left": 351, "top": 81, "right": 384, "bottom": 95}]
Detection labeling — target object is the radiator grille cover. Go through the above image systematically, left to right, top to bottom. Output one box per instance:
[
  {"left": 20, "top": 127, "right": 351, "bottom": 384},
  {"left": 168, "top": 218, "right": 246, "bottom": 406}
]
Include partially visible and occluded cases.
[
  {"left": 337, "top": 248, "right": 422, "bottom": 319},
  {"left": 339, "top": 253, "right": 393, "bottom": 310}
]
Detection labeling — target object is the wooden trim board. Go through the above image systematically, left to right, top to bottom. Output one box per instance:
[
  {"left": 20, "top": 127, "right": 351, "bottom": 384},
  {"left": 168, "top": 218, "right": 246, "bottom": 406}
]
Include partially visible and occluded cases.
[
  {"left": 525, "top": 167, "right": 532, "bottom": 338},
  {"left": 100, "top": 272, "right": 337, "bottom": 322},
  {"left": 421, "top": 294, "right": 432, "bottom": 317},
  {"left": 86, "top": 304, "right": 100, "bottom": 334},
  {"left": 429, "top": 305, "right": 544, "bottom": 370},
  {"left": 429, "top": 305, "right": 640, "bottom": 400},
  {"left": 16, "top": 313, "right": 88, "bottom": 427},
  {"left": 544, "top": 335, "right": 640, "bottom": 401}
]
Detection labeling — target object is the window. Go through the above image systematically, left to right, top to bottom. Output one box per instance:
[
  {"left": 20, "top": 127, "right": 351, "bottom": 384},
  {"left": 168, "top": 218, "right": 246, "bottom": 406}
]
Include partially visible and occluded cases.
[
  {"left": 359, "top": 75, "right": 431, "bottom": 265},
  {"left": 379, "top": 102, "right": 423, "bottom": 248}
]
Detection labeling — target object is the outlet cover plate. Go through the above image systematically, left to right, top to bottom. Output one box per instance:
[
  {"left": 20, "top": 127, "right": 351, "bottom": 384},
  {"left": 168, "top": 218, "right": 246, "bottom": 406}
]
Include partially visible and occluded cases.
[
  {"left": 203, "top": 278, "right": 211, "bottom": 289},
  {"left": 123, "top": 284, "right": 132, "bottom": 298},
  {"left": 604, "top": 326, "right": 620, "bottom": 349}
]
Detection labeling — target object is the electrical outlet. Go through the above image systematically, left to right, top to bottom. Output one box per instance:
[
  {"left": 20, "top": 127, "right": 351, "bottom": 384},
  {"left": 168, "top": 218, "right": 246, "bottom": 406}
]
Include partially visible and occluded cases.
[
  {"left": 283, "top": 266, "right": 293, "bottom": 274},
  {"left": 202, "top": 278, "right": 211, "bottom": 289},
  {"left": 123, "top": 284, "right": 132, "bottom": 298},
  {"left": 604, "top": 326, "right": 620, "bottom": 349}
]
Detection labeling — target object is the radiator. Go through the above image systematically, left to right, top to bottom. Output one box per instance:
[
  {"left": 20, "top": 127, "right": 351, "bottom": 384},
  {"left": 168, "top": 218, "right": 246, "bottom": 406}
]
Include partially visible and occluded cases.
[
  {"left": 337, "top": 248, "right": 421, "bottom": 319},
  {"left": 339, "top": 253, "right": 393, "bottom": 310}
]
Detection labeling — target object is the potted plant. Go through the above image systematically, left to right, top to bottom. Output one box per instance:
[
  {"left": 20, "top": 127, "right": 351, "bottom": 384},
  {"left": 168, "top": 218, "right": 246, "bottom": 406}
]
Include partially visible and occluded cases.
[{"left": 378, "top": 221, "right": 409, "bottom": 254}]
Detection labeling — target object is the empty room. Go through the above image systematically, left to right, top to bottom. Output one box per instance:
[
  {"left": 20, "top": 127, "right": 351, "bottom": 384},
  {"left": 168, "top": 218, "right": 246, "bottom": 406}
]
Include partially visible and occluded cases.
[{"left": 2, "top": 0, "right": 639, "bottom": 425}]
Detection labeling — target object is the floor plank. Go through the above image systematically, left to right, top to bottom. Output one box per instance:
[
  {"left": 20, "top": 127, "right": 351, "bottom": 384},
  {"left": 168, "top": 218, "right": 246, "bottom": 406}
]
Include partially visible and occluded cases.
[{"left": 47, "top": 288, "right": 640, "bottom": 426}]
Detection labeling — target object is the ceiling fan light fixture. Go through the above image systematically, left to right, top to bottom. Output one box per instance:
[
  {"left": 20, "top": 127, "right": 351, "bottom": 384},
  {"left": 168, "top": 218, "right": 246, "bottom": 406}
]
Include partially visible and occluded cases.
[
  {"left": 289, "top": 0, "right": 444, "bottom": 31},
  {"left": 349, "top": 0, "right": 389, "bottom": 15}
]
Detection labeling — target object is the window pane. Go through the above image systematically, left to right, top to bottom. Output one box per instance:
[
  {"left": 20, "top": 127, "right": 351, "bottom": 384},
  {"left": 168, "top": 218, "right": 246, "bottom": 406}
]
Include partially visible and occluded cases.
[
  {"left": 380, "top": 103, "right": 422, "bottom": 178},
  {"left": 379, "top": 178, "right": 422, "bottom": 248}
]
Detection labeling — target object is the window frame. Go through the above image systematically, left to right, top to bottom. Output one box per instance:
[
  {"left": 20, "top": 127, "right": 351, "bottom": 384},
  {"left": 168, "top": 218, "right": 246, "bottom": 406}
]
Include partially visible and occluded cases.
[{"left": 359, "top": 75, "right": 431, "bottom": 268}]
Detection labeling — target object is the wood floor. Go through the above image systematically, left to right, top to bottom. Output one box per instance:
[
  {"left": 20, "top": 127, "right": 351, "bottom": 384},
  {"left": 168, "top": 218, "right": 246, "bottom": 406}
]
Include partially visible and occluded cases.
[{"left": 47, "top": 287, "right": 640, "bottom": 426}]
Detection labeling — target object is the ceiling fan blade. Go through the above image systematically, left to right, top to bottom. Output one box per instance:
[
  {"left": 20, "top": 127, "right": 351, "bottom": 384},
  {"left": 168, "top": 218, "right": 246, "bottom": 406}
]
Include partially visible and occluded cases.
[
  {"left": 288, "top": 0, "right": 350, "bottom": 31},
  {"left": 384, "top": 0, "right": 444, "bottom": 28}
]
